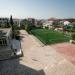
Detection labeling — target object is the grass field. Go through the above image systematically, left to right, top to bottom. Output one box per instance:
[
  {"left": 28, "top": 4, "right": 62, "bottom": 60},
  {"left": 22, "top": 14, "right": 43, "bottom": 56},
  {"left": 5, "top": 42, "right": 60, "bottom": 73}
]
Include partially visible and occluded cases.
[{"left": 31, "top": 29, "right": 70, "bottom": 44}]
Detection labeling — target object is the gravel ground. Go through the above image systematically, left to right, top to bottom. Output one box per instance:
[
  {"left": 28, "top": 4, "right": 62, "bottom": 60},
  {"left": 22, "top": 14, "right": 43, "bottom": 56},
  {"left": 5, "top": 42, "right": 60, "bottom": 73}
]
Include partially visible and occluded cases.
[{"left": 0, "top": 30, "right": 75, "bottom": 75}]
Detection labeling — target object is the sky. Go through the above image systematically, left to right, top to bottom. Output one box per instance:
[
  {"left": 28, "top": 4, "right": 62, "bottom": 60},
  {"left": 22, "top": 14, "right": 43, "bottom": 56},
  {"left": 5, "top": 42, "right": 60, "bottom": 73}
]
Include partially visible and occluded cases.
[{"left": 0, "top": 0, "right": 75, "bottom": 19}]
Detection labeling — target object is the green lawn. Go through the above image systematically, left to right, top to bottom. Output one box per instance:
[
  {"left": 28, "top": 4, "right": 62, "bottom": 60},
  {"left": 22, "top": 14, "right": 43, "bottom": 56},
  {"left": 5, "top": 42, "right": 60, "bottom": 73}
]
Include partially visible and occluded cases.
[{"left": 31, "top": 29, "right": 70, "bottom": 45}]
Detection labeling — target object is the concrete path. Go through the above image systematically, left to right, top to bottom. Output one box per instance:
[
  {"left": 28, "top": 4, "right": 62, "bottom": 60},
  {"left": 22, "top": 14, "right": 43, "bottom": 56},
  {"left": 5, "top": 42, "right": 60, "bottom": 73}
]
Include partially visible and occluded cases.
[
  {"left": 0, "top": 30, "right": 75, "bottom": 75},
  {"left": 20, "top": 30, "right": 75, "bottom": 75},
  {"left": 51, "top": 43, "right": 75, "bottom": 65}
]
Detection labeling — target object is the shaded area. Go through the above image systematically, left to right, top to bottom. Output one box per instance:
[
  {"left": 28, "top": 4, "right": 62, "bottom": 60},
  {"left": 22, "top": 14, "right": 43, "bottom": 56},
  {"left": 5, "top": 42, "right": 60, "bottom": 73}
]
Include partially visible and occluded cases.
[{"left": 0, "top": 59, "right": 45, "bottom": 75}]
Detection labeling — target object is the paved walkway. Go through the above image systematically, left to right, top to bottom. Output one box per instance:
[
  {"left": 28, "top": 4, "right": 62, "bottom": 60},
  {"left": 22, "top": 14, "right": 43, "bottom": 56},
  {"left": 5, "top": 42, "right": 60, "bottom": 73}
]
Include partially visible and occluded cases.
[
  {"left": 0, "top": 30, "right": 75, "bottom": 75},
  {"left": 51, "top": 43, "right": 75, "bottom": 65}
]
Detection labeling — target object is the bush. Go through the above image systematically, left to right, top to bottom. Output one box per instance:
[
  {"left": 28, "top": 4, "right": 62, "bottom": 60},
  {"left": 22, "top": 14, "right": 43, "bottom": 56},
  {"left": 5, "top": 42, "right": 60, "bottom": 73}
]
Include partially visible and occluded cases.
[
  {"left": 45, "top": 27, "right": 48, "bottom": 29},
  {"left": 71, "top": 33, "right": 75, "bottom": 40}
]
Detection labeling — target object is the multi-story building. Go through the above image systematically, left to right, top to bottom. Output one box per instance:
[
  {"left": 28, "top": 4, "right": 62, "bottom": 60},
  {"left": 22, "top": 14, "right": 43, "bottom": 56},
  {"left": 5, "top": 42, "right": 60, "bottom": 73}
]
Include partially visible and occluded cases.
[{"left": 43, "top": 20, "right": 53, "bottom": 29}]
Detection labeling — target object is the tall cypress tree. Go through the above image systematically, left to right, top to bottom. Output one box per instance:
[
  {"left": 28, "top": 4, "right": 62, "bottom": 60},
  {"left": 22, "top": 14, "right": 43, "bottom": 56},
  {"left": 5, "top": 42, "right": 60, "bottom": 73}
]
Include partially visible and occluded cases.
[
  {"left": 10, "top": 15, "right": 13, "bottom": 26},
  {"left": 10, "top": 15, "right": 14, "bottom": 30}
]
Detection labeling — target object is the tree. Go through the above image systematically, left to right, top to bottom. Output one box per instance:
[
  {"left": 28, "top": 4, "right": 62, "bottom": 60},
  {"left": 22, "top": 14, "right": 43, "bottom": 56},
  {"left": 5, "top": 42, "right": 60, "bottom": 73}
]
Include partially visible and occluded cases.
[
  {"left": 10, "top": 15, "right": 14, "bottom": 31},
  {"left": 10, "top": 15, "right": 13, "bottom": 26},
  {"left": 5, "top": 19, "right": 11, "bottom": 28},
  {"left": 20, "top": 19, "right": 32, "bottom": 33},
  {"left": 20, "top": 19, "right": 27, "bottom": 29},
  {"left": 24, "top": 20, "right": 32, "bottom": 33},
  {"left": 52, "top": 21, "right": 59, "bottom": 28},
  {"left": 71, "top": 25, "right": 75, "bottom": 32},
  {"left": 71, "top": 33, "right": 75, "bottom": 40}
]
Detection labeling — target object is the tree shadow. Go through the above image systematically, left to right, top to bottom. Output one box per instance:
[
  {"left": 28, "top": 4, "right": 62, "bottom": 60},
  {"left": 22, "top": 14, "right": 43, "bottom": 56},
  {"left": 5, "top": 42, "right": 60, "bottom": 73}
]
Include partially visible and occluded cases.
[{"left": 0, "top": 58, "right": 45, "bottom": 75}]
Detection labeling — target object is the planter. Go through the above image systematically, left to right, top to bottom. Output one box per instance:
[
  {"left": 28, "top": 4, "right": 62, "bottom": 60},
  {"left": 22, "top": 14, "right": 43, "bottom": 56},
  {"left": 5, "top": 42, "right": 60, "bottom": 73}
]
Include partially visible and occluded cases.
[{"left": 16, "top": 36, "right": 20, "bottom": 40}]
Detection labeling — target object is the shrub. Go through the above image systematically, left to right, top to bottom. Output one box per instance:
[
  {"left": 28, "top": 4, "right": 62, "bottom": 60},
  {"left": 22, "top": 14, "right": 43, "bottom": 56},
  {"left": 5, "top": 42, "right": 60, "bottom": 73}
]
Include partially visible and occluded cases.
[
  {"left": 45, "top": 27, "right": 48, "bottom": 29},
  {"left": 71, "top": 33, "right": 75, "bottom": 40}
]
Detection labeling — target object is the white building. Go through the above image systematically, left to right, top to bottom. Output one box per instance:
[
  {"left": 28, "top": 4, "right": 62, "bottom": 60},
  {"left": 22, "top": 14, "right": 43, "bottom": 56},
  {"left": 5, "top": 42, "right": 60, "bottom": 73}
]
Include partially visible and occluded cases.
[
  {"left": 43, "top": 21, "right": 53, "bottom": 29},
  {"left": 64, "top": 21, "right": 70, "bottom": 25}
]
